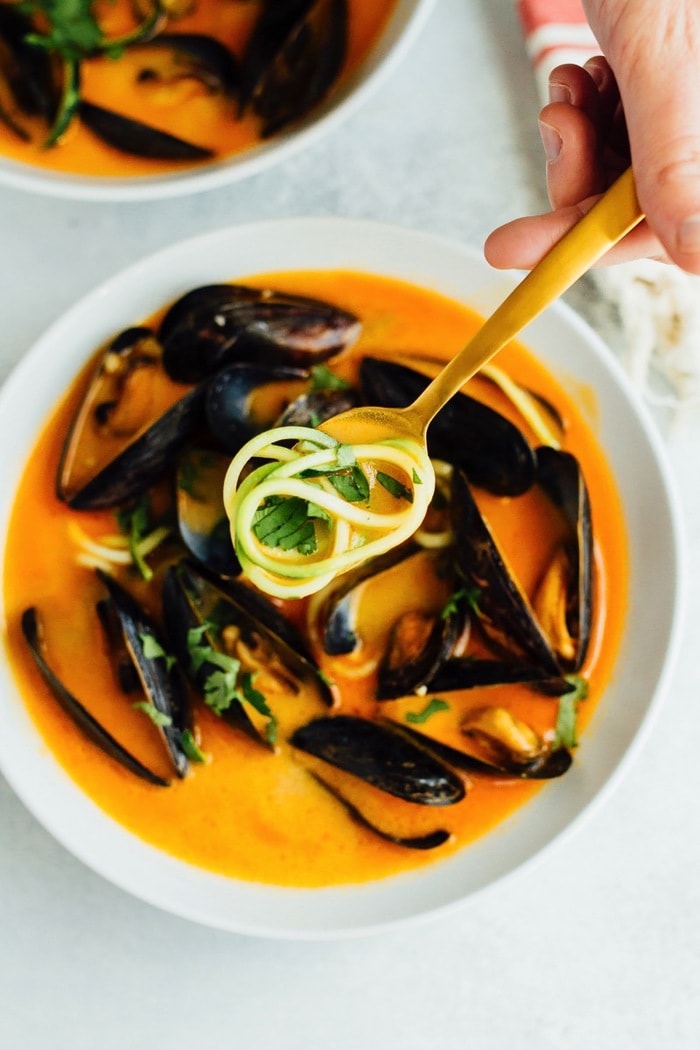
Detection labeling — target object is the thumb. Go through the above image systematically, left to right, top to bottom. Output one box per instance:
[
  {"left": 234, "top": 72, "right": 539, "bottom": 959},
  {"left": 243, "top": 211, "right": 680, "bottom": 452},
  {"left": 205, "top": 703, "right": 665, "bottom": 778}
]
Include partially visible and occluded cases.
[{"left": 594, "top": 0, "right": 700, "bottom": 273}]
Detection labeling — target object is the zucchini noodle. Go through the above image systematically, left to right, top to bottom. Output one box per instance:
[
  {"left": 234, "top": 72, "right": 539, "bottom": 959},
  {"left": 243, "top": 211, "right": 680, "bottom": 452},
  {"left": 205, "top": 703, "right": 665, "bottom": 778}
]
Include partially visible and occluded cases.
[{"left": 223, "top": 426, "right": 436, "bottom": 599}]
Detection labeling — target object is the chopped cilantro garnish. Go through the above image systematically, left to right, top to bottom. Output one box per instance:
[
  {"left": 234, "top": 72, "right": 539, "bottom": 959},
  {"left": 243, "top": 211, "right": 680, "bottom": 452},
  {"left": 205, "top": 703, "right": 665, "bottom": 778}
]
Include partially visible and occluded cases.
[
  {"left": 20, "top": 0, "right": 106, "bottom": 61},
  {"left": 310, "top": 364, "right": 351, "bottom": 391},
  {"left": 412, "top": 468, "right": 422, "bottom": 484},
  {"left": 376, "top": 471, "right": 413, "bottom": 503},
  {"left": 116, "top": 496, "right": 153, "bottom": 581},
  {"left": 252, "top": 496, "right": 319, "bottom": 555},
  {"left": 441, "top": 586, "right": 481, "bottom": 620},
  {"left": 139, "top": 632, "right": 176, "bottom": 671},
  {"left": 553, "top": 675, "right": 589, "bottom": 749},
  {"left": 405, "top": 698, "right": 450, "bottom": 724},
  {"left": 132, "top": 700, "right": 172, "bottom": 729},
  {"left": 179, "top": 729, "right": 208, "bottom": 763}
]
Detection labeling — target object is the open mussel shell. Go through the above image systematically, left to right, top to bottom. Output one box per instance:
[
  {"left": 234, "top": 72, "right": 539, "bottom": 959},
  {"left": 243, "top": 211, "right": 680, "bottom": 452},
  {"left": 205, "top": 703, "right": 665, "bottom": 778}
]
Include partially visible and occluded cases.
[
  {"left": 241, "top": 0, "right": 348, "bottom": 136},
  {"left": 0, "top": 6, "right": 58, "bottom": 131},
  {"left": 133, "top": 32, "right": 240, "bottom": 98},
  {"left": 79, "top": 100, "right": 213, "bottom": 161},
  {"left": 159, "top": 283, "right": 361, "bottom": 384},
  {"left": 57, "top": 326, "right": 207, "bottom": 510},
  {"left": 360, "top": 358, "right": 537, "bottom": 496},
  {"left": 204, "top": 362, "right": 308, "bottom": 453},
  {"left": 275, "top": 386, "right": 360, "bottom": 427},
  {"left": 534, "top": 446, "right": 593, "bottom": 672},
  {"left": 176, "top": 447, "right": 241, "bottom": 578},
  {"left": 451, "top": 467, "right": 562, "bottom": 675},
  {"left": 316, "top": 542, "right": 420, "bottom": 656},
  {"left": 163, "top": 560, "right": 334, "bottom": 747},
  {"left": 97, "top": 570, "right": 191, "bottom": 778},
  {"left": 377, "top": 598, "right": 471, "bottom": 701},
  {"left": 21, "top": 607, "right": 169, "bottom": 787},
  {"left": 427, "top": 657, "right": 573, "bottom": 697},
  {"left": 291, "top": 715, "right": 466, "bottom": 804},
  {"left": 397, "top": 720, "right": 572, "bottom": 780},
  {"left": 310, "top": 773, "right": 450, "bottom": 850}
]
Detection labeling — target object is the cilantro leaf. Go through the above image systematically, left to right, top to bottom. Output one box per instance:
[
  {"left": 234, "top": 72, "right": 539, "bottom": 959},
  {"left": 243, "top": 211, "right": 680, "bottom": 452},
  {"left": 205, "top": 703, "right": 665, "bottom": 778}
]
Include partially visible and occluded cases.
[
  {"left": 309, "top": 364, "right": 351, "bottom": 391},
  {"left": 328, "top": 464, "right": 370, "bottom": 502},
  {"left": 412, "top": 468, "right": 422, "bottom": 484},
  {"left": 376, "top": 471, "right": 413, "bottom": 503},
  {"left": 116, "top": 495, "right": 154, "bottom": 581},
  {"left": 252, "top": 496, "right": 319, "bottom": 555},
  {"left": 441, "top": 586, "right": 481, "bottom": 620},
  {"left": 139, "top": 632, "right": 176, "bottom": 671},
  {"left": 553, "top": 675, "right": 589, "bottom": 749},
  {"left": 405, "top": 698, "right": 450, "bottom": 724},
  {"left": 132, "top": 700, "right": 173, "bottom": 729},
  {"left": 179, "top": 729, "right": 208, "bottom": 763}
]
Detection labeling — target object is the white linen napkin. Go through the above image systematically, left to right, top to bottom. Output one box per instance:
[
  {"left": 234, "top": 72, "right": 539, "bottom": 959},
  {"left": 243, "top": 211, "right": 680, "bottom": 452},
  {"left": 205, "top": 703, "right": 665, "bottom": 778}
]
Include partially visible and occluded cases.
[{"left": 518, "top": 0, "right": 700, "bottom": 415}]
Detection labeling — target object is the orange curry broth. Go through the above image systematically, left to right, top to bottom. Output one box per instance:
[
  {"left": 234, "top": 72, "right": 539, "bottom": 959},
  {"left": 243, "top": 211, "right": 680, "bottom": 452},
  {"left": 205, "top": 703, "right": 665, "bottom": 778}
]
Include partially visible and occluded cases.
[
  {"left": 0, "top": 0, "right": 396, "bottom": 177},
  {"left": 2, "top": 270, "right": 628, "bottom": 887}
]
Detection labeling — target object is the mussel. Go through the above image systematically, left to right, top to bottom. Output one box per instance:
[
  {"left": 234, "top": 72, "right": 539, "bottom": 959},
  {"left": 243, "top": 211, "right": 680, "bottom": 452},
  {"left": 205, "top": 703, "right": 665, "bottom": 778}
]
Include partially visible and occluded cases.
[
  {"left": 241, "top": 0, "right": 348, "bottom": 135},
  {"left": 0, "top": 6, "right": 58, "bottom": 139},
  {"left": 79, "top": 100, "right": 214, "bottom": 161},
  {"left": 159, "top": 284, "right": 361, "bottom": 384},
  {"left": 56, "top": 326, "right": 206, "bottom": 510},
  {"left": 360, "top": 358, "right": 537, "bottom": 496},
  {"left": 204, "top": 361, "right": 308, "bottom": 453},
  {"left": 176, "top": 447, "right": 241, "bottom": 578},
  {"left": 450, "top": 452, "right": 593, "bottom": 675},
  {"left": 163, "top": 560, "right": 333, "bottom": 748},
  {"left": 96, "top": 570, "right": 192, "bottom": 778},
  {"left": 377, "top": 598, "right": 470, "bottom": 700},
  {"left": 21, "top": 605, "right": 171, "bottom": 787},
  {"left": 291, "top": 715, "right": 467, "bottom": 804},
  {"left": 397, "top": 717, "right": 572, "bottom": 780}
]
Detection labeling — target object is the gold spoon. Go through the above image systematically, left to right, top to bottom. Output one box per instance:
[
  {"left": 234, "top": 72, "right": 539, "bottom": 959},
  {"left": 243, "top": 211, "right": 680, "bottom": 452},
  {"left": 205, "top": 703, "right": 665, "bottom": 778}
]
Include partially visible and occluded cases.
[{"left": 322, "top": 167, "right": 643, "bottom": 447}]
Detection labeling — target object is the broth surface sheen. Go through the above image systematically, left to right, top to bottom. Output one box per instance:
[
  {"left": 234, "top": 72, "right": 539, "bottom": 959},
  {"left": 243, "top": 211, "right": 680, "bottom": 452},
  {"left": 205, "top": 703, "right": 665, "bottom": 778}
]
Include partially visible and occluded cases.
[{"left": 2, "top": 270, "right": 628, "bottom": 888}]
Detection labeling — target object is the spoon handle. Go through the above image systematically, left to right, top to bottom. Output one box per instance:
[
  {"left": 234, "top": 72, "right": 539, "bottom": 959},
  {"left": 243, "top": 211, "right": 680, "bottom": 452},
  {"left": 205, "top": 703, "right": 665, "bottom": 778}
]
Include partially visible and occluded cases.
[{"left": 408, "top": 167, "right": 643, "bottom": 432}]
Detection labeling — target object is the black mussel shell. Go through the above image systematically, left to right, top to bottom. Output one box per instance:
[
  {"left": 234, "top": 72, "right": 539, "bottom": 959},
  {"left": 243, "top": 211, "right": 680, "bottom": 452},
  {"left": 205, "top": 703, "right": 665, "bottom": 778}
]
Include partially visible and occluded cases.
[
  {"left": 239, "top": 0, "right": 314, "bottom": 110},
  {"left": 242, "top": 0, "right": 347, "bottom": 136},
  {"left": 0, "top": 7, "right": 58, "bottom": 124},
  {"left": 134, "top": 33, "right": 240, "bottom": 98},
  {"left": 79, "top": 100, "right": 213, "bottom": 160},
  {"left": 159, "top": 283, "right": 361, "bottom": 384},
  {"left": 361, "top": 358, "right": 536, "bottom": 496},
  {"left": 204, "top": 362, "right": 308, "bottom": 453},
  {"left": 59, "top": 369, "right": 206, "bottom": 510},
  {"left": 275, "top": 386, "right": 359, "bottom": 428},
  {"left": 176, "top": 447, "right": 241, "bottom": 578},
  {"left": 535, "top": 447, "right": 593, "bottom": 672},
  {"left": 451, "top": 468, "right": 561, "bottom": 675},
  {"left": 316, "top": 542, "right": 420, "bottom": 656},
  {"left": 163, "top": 560, "right": 333, "bottom": 747},
  {"left": 97, "top": 571, "right": 191, "bottom": 778},
  {"left": 96, "top": 597, "right": 142, "bottom": 694},
  {"left": 377, "top": 599, "right": 470, "bottom": 700},
  {"left": 21, "top": 607, "right": 169, "bottom": 787},
  {"left": 427, "top": 657, "right": 572, "bottom": 696},
  {"left": 291, "top": 715, "right": 466, "bottom": 804},
  {"left": 397, "top": 721, "right": 572, "bottom": 780},
  {"left": 311, "top": 773, "right": 450, "bottom": 850}
]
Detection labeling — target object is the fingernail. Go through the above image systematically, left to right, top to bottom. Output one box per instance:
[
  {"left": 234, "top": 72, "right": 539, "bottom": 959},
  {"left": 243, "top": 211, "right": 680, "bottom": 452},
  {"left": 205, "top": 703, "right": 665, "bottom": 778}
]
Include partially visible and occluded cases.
[
  {"left": 549, "top": 81, "right": 572, "bottom": 105},
  {"left": 538, "top": 120, "right": 562, "bottom": 163},
  {"left": 679, "top": 215, "right": 700, "bottom": 254}
]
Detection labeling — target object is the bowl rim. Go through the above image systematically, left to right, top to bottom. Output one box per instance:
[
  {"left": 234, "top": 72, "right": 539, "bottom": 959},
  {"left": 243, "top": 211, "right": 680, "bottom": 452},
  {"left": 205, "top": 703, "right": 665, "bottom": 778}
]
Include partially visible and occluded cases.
[
  {"left": 0, "top": 0, "right": 436, "bottom": 202},
  {"left": 0, "top": 216, "right": 685, "bottom": 938}
]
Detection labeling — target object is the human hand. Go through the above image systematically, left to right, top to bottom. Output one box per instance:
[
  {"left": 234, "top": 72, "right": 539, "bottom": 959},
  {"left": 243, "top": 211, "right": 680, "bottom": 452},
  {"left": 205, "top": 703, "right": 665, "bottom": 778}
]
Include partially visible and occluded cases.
[{"left": 485, "top": 0, "right": 700, "bottom": 275}]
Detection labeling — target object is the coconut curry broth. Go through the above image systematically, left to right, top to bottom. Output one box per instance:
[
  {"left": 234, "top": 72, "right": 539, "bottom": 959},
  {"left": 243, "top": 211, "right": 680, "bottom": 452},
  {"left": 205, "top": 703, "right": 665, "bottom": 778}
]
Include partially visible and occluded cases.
[
  {"left": 0, "top": 0, "right": 396, "bottom": 178},
  {"left": 3, "top": 271, "right": 628, "bottom": 887}
]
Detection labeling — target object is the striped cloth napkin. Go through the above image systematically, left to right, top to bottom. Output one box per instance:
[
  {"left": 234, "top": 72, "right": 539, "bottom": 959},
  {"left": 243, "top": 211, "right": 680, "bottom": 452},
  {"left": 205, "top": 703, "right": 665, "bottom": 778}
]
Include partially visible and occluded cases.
[{"left": 517, "top": 0, "right": 700, "bottom": 415}]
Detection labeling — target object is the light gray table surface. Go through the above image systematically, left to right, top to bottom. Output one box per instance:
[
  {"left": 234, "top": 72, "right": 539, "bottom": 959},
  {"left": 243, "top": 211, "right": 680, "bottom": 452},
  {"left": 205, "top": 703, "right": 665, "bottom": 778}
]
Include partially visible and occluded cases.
[{"left": 1, "top": 1, "right": 699, "bottom": 1046}]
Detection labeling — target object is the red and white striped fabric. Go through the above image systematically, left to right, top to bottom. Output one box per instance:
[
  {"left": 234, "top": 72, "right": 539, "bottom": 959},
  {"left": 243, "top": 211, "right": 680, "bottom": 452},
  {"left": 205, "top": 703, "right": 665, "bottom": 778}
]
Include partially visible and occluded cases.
[{"left": 518, "top": 0, "right": 600, "bottom": 104}]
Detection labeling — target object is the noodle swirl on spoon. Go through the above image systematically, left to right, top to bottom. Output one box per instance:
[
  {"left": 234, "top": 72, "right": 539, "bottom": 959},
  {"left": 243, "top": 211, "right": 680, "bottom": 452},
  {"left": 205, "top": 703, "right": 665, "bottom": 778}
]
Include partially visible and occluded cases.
[{"left": 223, "top": 426, "right": 435, "bottom": 599}]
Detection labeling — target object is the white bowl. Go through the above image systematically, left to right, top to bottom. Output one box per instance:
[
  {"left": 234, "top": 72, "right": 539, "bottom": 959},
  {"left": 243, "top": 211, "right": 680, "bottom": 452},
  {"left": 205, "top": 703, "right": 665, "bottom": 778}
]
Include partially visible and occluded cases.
[
  {"left": 0, "top": 0, "right": 435, "bottom": 202},
  {"left": 0, "top": 218, "right": 684, "bottom": 938}
]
